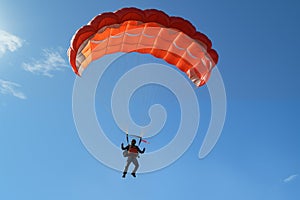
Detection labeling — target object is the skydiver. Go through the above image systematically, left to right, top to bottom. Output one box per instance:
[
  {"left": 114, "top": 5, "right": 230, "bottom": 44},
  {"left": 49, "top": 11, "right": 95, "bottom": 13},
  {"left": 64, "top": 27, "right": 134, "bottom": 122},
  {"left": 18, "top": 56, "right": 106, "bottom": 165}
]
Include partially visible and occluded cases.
[{"left": 121, "top": 139, "right": 145, "bottom": 178}]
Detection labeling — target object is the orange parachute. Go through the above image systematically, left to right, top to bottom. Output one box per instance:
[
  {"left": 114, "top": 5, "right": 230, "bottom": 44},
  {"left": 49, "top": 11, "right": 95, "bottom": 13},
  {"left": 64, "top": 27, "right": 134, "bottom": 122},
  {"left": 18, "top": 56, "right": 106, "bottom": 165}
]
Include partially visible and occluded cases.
[{"left": 68, "top": 7, "right": 218, "bottom": 86}]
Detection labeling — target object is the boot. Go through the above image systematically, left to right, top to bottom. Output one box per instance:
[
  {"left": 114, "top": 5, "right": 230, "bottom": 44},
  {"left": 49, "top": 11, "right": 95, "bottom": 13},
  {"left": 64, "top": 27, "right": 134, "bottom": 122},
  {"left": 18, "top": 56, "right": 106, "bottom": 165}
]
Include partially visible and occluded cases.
[
  {"left": 122, "top": 172, "right": 127, "bottom": 178},
  {"left": 131, "top": 173, "right": 136, "bottom": 178}
]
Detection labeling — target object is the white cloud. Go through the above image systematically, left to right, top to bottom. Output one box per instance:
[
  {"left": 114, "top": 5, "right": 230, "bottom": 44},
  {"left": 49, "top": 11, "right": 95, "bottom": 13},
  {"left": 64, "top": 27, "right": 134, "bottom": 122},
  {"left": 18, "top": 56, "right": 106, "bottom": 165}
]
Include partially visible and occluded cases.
[
  {"left": 0, "top": 30, "right": 23, "bottom": 56},
  {"left": 22, "top": 48, "right": 68, "bottom": 77},
  {"left": 0, "top": 79, "right": 26, "bottom": 99},
  {"left": 283, "top": 174, "right": 298, "bottom": 183}
]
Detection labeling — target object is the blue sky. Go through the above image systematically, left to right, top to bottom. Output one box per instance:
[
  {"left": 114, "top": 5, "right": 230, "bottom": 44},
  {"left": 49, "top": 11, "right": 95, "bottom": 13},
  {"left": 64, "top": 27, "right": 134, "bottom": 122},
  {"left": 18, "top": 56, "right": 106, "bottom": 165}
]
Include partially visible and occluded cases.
[{"left": 1, "top": 0, "right": 299, "bottom": 199}]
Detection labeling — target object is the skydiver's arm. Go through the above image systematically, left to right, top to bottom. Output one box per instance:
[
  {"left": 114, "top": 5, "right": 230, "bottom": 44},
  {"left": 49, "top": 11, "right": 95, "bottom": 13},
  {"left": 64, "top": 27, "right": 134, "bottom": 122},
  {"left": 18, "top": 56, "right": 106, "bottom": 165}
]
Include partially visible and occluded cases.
[
  {"left": 121, "top": 143, "right": 129, "bottom": 150},
  {"left": 137, "top": 147, "right": 145, "bottom": 154}
]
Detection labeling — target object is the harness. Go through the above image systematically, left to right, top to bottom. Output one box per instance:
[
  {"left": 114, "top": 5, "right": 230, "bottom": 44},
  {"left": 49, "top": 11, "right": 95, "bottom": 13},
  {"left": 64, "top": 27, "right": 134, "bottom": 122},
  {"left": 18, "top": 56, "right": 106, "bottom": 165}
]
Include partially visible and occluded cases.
[{"left": 128, "top": 145, "right": 138, "bottom": 153}]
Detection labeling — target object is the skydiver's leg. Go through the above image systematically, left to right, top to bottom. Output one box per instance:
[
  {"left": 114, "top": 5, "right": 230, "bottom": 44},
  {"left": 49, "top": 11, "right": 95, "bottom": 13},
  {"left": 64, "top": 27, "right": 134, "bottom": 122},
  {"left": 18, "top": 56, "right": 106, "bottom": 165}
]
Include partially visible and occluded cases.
[
  {"left": 122, "top": 157, "right": 132, "bottom": 178},
  {"left": 131, "top": 157, "right": 139, "bottom": 175}
]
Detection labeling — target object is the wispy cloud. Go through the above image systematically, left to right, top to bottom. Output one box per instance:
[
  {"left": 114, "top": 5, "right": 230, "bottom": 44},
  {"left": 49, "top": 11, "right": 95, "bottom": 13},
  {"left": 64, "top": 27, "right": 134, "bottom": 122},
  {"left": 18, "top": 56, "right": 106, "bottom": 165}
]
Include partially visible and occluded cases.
[
  {"left": 0, "top": 30, "right": 23, "bottom": 56},
  {"left": 22, "top": 48, "right": 68, "bottom": 77},
  {"left": 0, "top": 79, "right": 26, "bottom": 99},
  {"left": 283, "top": 174, "right": 298, "bottom": 183}
]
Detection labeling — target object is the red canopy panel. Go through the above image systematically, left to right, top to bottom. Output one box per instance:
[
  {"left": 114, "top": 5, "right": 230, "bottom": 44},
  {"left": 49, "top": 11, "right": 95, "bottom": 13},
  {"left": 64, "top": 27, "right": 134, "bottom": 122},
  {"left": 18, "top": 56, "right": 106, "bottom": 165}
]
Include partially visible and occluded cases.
[{"left": 68, "top": 7, "right": 219, "bottom": 87}]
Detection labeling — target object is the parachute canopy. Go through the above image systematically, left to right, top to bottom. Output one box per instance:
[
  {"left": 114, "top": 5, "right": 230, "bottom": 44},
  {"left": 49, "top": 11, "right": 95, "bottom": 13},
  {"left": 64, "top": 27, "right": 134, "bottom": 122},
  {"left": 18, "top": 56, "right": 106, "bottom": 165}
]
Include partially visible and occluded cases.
[{"left": 68, "top": 7, "right": 218, "bottom": 86}]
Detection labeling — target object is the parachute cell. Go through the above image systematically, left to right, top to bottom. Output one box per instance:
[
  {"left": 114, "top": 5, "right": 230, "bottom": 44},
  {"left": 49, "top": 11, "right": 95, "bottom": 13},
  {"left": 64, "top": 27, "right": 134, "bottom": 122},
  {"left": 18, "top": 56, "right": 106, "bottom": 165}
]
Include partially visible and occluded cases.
[{"left": 68, "top": 7, "right": 218, "bottom": 86}]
